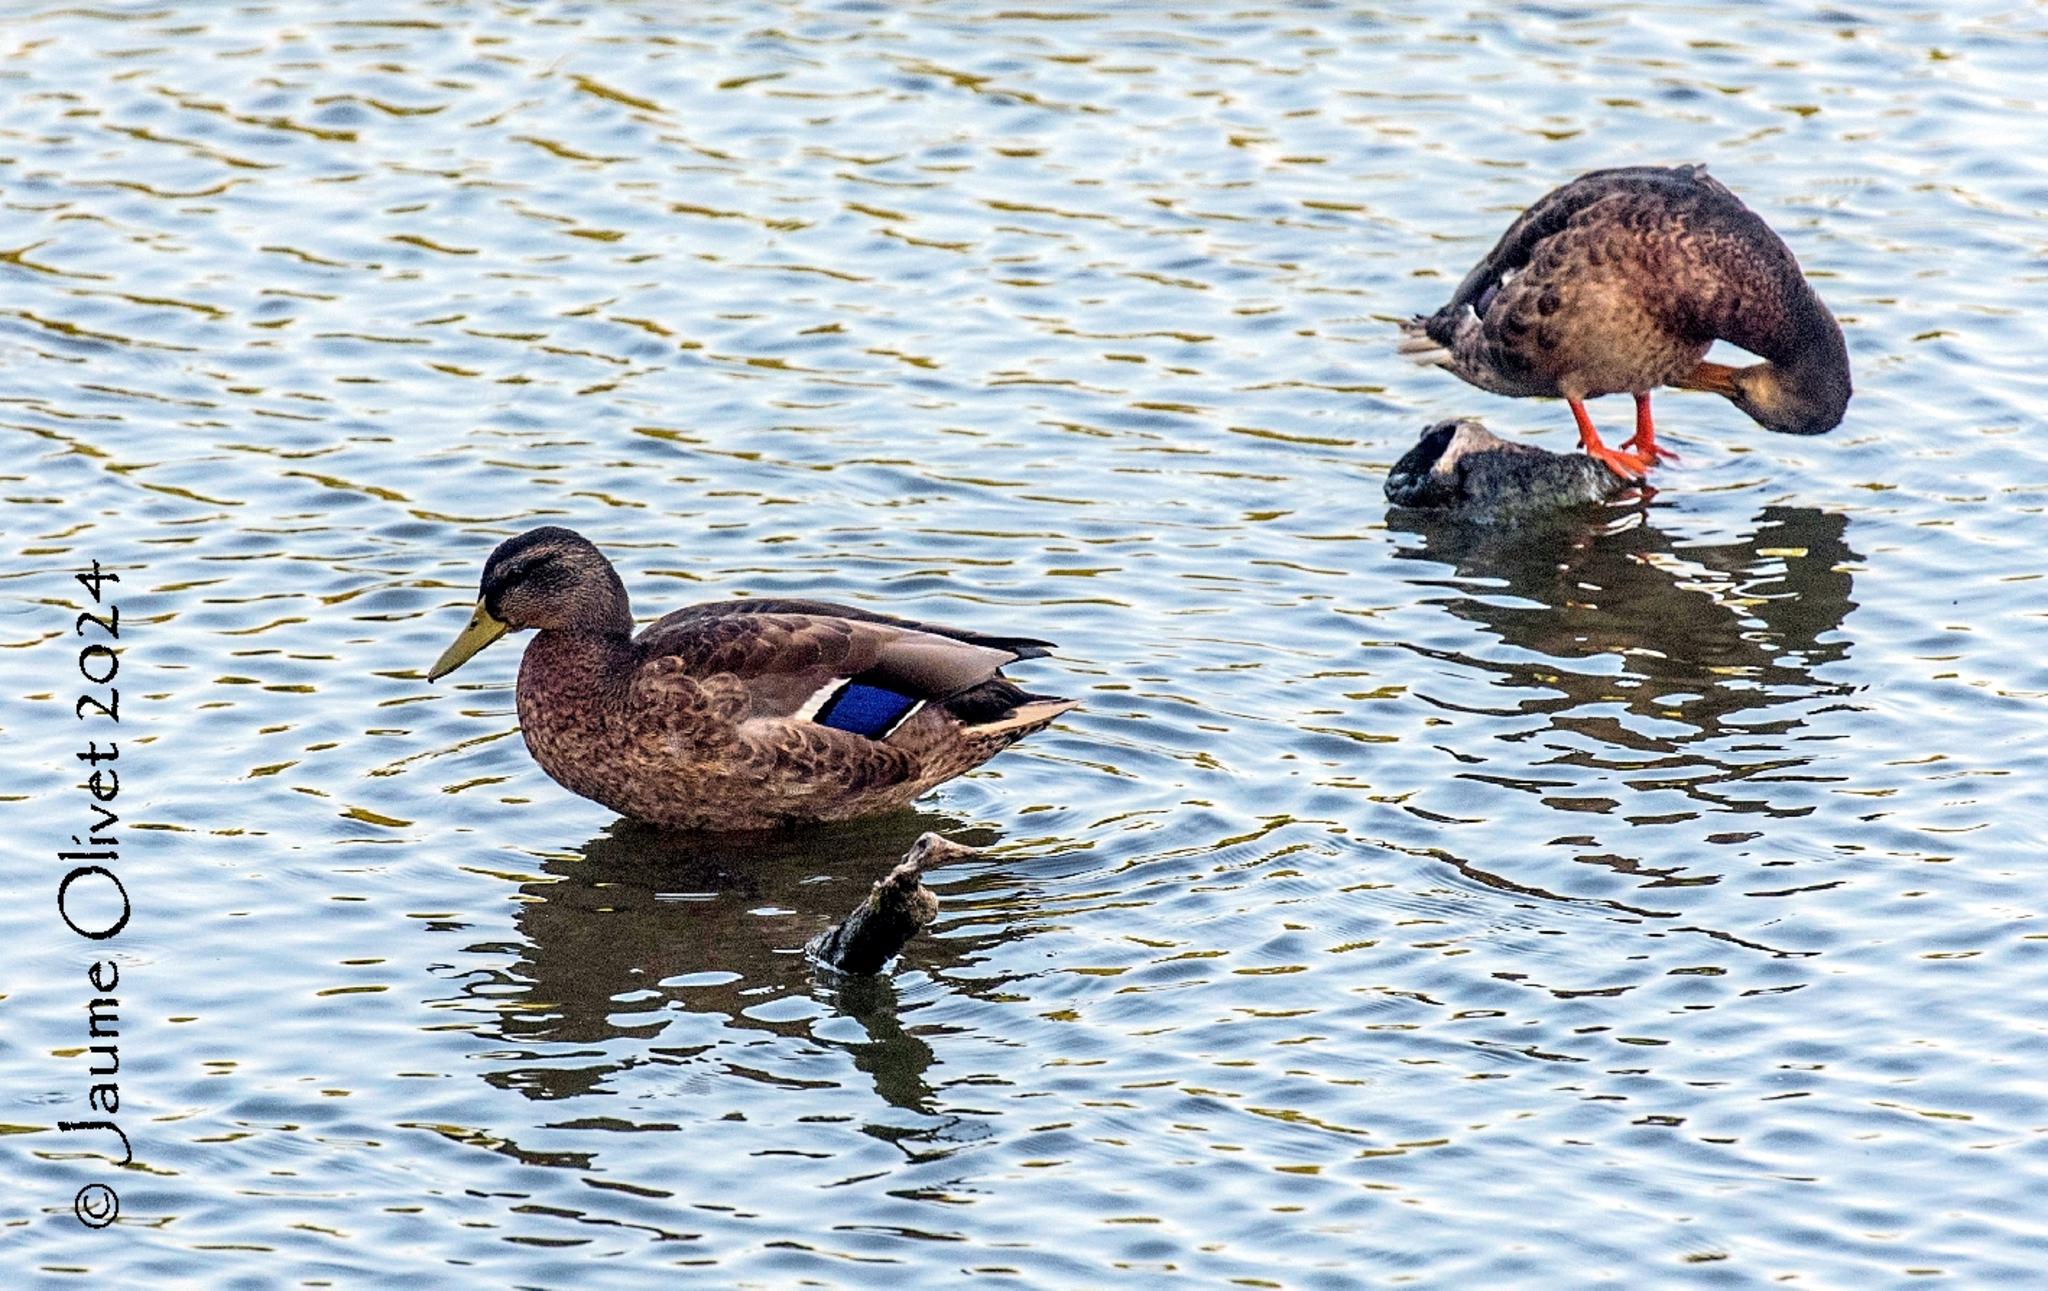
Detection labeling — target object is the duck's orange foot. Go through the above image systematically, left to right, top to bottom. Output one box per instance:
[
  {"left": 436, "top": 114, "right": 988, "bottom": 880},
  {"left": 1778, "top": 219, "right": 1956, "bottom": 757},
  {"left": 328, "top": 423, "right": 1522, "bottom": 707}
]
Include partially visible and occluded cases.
[
  {"left": 1621, "top": 391, "right": 1678, "bottom": 464},
  {"left": 1569, "top": 398, "right": 1653, "bottom": 482},
  {"left": 1621, "top": 433, "right": 1680, "bottom": 465},
  {"left": 1584, "top": 438, "right": 1654, "bottom": 482}
]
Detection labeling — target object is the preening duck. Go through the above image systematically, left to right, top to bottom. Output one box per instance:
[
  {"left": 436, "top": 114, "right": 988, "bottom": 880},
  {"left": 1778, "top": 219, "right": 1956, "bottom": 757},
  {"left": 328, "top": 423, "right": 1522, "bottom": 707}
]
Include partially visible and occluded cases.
[
  {"left": 1400, "top": 164, "right": 1851, "bottom": 479},
  {"left": 427, "top": 526, "right": 1077, "bottom": 831}
]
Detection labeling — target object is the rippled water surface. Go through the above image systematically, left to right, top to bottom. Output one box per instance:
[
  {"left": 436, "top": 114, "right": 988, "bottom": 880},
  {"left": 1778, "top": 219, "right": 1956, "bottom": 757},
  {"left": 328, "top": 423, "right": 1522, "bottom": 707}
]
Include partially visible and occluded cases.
[{"left": 3, "top": 2, "right": 2046, "bottom": 1284}]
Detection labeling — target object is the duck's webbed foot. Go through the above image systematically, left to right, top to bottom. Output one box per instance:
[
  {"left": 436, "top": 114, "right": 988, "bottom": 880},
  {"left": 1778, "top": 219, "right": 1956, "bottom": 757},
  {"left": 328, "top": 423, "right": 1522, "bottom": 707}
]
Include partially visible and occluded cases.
[{"left": 1569, "top": 398, "right": 1653, "bottom": 481}]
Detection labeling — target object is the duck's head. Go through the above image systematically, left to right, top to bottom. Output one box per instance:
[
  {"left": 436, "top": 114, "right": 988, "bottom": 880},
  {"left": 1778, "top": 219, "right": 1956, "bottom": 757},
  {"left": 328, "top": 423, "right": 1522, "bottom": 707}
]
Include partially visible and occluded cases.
[
  {"left": 1685, "top": 323, "right": 1853, "bottom": 437},
  {"left": 1724, "top": 359, "right": 1852, "bottom": 437},
  {"left": 427, "top": 526, "right": 630, "bottom": 680}
]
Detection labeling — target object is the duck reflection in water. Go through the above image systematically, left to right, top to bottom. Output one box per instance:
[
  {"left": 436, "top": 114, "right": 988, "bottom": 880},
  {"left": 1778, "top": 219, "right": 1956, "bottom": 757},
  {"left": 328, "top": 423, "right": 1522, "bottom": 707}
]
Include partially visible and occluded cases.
[
  {"left": 1386, "top": 502, "right": 1858, "bottom": 818},
  {"left": 465, "top": 809, "right": 1004, "bottom": 1120}
]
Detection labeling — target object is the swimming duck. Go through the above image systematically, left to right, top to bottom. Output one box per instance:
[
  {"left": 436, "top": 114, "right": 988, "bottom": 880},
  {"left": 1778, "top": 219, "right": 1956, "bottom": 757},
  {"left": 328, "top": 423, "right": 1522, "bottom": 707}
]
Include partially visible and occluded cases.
[
  {"left": 1399, "top": 164, "right": 1851, "bottom": 479},
  {"left": 427, "top": 526, "right": 1077, "bottom": 831}
]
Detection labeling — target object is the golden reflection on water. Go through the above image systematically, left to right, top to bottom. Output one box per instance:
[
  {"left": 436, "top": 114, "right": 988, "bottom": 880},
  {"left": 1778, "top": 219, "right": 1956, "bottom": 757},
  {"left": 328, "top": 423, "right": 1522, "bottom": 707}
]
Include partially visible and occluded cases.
[
  {"left": 0, "top": 1, "right": 2043, "bottom": 1285},
  {"left": 488, "top": 811, "right": 989, "bottom": 1116}
]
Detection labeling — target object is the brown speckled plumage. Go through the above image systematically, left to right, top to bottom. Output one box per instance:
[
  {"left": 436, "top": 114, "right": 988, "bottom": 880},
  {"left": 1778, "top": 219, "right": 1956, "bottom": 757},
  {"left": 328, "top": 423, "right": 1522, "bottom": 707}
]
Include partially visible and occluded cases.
[
  {"left": 1400, "top": 165, "right": 1851, "bottom": 471},
  {"left": 430, "top": 527, "right": 1077, "bottom": 831}
]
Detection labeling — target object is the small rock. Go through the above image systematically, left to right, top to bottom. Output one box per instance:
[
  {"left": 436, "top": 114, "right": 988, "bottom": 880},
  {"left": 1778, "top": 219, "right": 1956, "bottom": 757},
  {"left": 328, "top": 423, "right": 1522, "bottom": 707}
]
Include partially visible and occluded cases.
[{"left": 1386, "top": 418, "right": 1634, "bottom": 519}]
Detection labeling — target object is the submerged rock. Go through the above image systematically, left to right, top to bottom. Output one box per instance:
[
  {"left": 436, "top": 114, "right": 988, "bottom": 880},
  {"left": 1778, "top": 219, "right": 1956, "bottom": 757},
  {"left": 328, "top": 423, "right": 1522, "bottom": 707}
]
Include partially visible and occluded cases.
[
  {"left": 1385, "top": 418, "right": 1634, "bottom": 519},
  {"left": 807, "top": 832, "right": 974, "bottom": 975}
]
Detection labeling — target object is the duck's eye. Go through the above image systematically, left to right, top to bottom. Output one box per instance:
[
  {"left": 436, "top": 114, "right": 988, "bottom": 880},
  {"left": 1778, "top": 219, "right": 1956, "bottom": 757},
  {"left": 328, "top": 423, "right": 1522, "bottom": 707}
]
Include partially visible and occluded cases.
[
  {"left": 503, "top": 551, "right": 560, "bottom": 586},
  {"left": 482, "top": 552, "right": 561, "bottom": 615}
]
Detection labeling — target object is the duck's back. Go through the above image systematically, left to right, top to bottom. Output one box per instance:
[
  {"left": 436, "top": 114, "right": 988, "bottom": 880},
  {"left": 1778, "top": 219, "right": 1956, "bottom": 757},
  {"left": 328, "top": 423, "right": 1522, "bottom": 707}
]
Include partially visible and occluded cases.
[
  {"left": 1412, "top": 165, "right": 1820, "bottom": 400},
  {"left": 518, "top": 596, "right": 1072, "bottom": 830}
]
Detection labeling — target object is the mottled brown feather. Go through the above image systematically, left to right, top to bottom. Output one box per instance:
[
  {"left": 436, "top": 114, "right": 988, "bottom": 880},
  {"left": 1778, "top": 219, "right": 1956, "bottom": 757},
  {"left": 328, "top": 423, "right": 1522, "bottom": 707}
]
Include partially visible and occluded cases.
[
  {"left": 1403, "top": 165, "right": 1851, "bottom": 436},
  {"left": 440, "top": 527, "right": 1077, "bottom": 831}
]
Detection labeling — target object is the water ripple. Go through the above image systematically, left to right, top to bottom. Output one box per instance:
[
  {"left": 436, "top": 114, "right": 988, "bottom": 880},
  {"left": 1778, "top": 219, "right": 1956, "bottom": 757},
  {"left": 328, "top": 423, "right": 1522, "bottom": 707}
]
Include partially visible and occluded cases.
[{"left": 1, "top": 1, "right": 2044, "bottom": 1285}]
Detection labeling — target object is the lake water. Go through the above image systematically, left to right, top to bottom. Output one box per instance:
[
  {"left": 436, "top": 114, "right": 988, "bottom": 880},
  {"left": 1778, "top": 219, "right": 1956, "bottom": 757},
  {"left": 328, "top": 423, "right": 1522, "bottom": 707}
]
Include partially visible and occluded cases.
[{"left": 3, "top": 2, "right": 2045, "bottom": 1285}]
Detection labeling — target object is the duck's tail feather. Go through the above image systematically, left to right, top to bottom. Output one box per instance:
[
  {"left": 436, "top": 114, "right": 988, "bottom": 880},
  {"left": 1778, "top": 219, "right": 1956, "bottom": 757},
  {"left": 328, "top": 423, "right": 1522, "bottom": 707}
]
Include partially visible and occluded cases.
[
  {"left": 1397, "top": 316, "right": 1453, "bottom": 368},
  {"left": 987, "top": 637, "right": 1054, "bottom": 661},
  {"left": 941, "top": 676, "right": 1077, "bottom": 731},
  {"left": 963, "top": 697, "right": 1080, "bottom": 738}
]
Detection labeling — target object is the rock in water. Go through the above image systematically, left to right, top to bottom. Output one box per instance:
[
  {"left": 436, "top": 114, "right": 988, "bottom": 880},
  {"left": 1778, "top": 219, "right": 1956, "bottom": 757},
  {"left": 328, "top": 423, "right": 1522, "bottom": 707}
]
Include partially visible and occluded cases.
[
  {"left": 1385, "top": 418, "right": 1632, "bottom": 519},
  {"left": 807, "top": 832, "right": 974, "bottom": 974}
]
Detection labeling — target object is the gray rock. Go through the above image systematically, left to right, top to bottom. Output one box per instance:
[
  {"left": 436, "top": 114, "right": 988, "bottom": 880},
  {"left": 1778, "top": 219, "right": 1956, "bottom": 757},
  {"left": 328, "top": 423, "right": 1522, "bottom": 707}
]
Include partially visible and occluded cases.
[{"left": 1385, "top": 418, "right": 1634, "bottom": 519}]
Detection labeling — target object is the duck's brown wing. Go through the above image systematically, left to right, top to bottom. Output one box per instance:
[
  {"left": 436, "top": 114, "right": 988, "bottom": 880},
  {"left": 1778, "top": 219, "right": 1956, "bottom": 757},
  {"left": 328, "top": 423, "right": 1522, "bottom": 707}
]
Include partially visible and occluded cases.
[
  {"left": 1422, "top": 165, "right": 1728, "bottom": 344},
  {"left": 652, "top": 597, "right": 1054, "bottom": 659},
  {"left": 631, "top": 602, "right": 1053, "bottom": 726}
]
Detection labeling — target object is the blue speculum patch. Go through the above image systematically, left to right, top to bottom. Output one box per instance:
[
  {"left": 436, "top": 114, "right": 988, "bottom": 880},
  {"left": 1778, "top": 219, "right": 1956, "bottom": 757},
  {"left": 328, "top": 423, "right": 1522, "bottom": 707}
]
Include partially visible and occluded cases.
[{"left": 814, "top": 682, "right": 920, "bottom": 738}]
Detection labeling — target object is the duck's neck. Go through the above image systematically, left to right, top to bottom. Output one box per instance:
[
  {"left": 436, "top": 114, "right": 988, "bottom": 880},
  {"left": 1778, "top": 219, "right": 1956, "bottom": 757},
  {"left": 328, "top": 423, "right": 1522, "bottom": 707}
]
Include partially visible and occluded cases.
[
  {"left": 1766, "top": 288, "right": 1847, "bottom": 380},
  {"left": 1681, "top": 289, "right": 1848, "bottom": 405},
  {"left": 517, "top": 557, "right": 637, "bottom": 715},
  {"left": 568, "top": 561, "right": 635, "bottom": 639},
  {"left": 518, "top": 626, "right": 638, "bottom": 719}
]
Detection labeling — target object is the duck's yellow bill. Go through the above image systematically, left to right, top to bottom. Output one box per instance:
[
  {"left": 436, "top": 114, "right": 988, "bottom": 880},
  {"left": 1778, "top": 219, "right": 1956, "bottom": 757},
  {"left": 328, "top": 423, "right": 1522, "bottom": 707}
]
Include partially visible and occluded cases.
[{"left": 427, "top": 600, "right": 510, "bottom": 681}]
